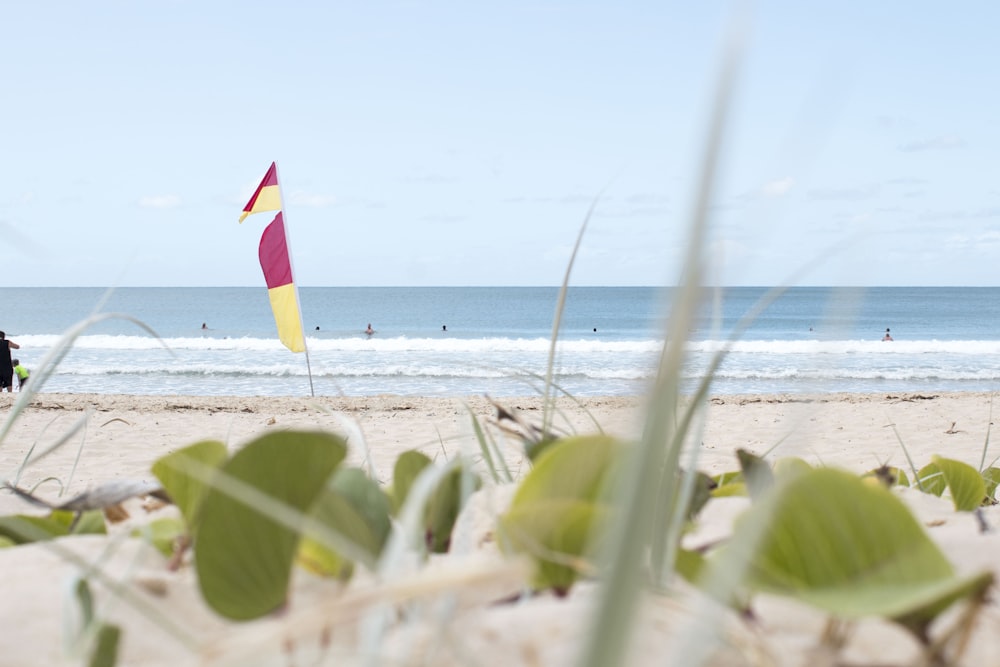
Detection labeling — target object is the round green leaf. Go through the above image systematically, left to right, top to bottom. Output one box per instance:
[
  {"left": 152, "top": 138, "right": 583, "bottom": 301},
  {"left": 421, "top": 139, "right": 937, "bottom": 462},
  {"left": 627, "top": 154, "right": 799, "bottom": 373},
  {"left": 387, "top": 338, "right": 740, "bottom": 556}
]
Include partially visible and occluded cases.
[
  {"left": 194, "top": 430, "right": 347, "bottom": 620},
  {"left": 511, "top": 435, "right": 624, "bottom": 507},
  {"left": 151, "top": 440, "right": 229, "bottom": 527},
  {"left": 391, "top": 450, "right": 432, "bottom": 514},
  {"left": 932, "top": 455, "right": 987, "bottom": 512},
  {"left": 772, "top": 457, "right": 812, "bottom": 478},
  {"left": 916, "top": 462, "right": 946, "bottom": 496},
  {"left": 425, "top": 467, "right": 480, "bottom": 553},
  {"left": 731, "top": 467, "right": 993, "bottom": 632},
  {"left": 299, "top": 468, "right": 393, "bottom": 577},
  {"left": 499, "top": 498, "right": 608, "bottom": 591},
  {"left": 131, "top": 517, "right": 186, "bottom": 558}
]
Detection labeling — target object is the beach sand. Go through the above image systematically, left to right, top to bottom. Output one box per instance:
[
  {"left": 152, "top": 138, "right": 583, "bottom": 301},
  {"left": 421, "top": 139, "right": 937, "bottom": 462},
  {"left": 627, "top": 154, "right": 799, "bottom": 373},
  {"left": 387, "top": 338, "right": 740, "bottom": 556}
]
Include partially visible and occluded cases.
[{"left": 2, "top": 391, "right": 1000, "bottom": 666}]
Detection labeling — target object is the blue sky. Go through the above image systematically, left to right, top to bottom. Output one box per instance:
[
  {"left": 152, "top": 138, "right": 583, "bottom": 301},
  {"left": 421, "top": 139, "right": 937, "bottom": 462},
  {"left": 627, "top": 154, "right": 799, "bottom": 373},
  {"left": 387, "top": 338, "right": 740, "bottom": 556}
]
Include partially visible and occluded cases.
[{"left": 3, "top": 2, "right": 998, "bottom": 287}]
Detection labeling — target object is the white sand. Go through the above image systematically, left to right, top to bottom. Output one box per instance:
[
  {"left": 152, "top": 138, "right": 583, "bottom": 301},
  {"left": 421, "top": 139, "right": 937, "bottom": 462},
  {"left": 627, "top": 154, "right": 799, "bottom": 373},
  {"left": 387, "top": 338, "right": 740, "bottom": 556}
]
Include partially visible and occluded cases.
[{"left": 1, "top": 391, "right": 999, "bottom": 666}]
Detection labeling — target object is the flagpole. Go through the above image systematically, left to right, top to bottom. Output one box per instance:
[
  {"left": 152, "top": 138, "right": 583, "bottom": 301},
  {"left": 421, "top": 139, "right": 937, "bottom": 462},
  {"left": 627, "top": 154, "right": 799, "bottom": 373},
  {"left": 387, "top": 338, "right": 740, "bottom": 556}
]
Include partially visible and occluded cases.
[{"left": 272, "top": 162, "right": 316, "bottom": 397}]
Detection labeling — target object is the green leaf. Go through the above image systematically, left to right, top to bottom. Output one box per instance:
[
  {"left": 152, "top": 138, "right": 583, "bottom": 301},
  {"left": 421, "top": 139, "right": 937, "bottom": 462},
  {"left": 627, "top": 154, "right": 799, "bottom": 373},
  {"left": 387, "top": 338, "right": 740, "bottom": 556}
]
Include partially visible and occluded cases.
[
  {"left": 194, "top": 431, "right": 347, "bottom": 620},
  {"left": 498, "top": 435, "right": 623, "bottom": 591},
  {"left": 510, "top": 435, "right": 624, "bottom": 506},
  {"left": 525, "top": 435, "right": 560, "bottom": 463},
  {"left": 151, "top": 440, "right": 229, "bottom": 527},
  {"left": 390, "top": 450, "right": 481, "bottom": 553},
  {"left": 391, "top": 450, "right": 432, "bottom": 514},
  {"left": 932, "top": 455, "right": 987, "bottom": 512},
  {"left": 772, "top": 456, "right": 812, "bottom": 479},
  {"left": 916, "top": 462, "right": 946, "bottom": 496},
  {"left": 863, "top": 465, "right": 910, "bottom": 488},
  {"left": 425, "top": 466, "right": 480, "bottom": 553},
  {"left": 982, "top": 466, "right": 1000, "bottom": 501},
  {"left": 728, "top": 467, "right": 993, "bottom": 637},
  {"left": 299, "top": 468, "right": 392, "bottom": 578},
  {"left": 330, "top": 468, "right": 392, "bottom": 551},
  {"left": 710, "top": 469, "right": 746, "bottom": 497},
  {"left": 712, "top": 470, "right": 744, "bottom": 488},
  {"left": 686, "top": 471, "right": 716, "bottom": 520},
  {"left": 710, "top": 481, "right": 747, "bottom": 498},
  {"left": 299, "top": 494, "right": 372, "bottom": 579},
  {"left": 499, "top": 499, "right": 607, "bottom": 591},
  {"left": 71, "top": 510, "right": 108, "bottom": 536},
  {"left": 0, "top": 514, "right": 70, "bottom": 544},
  {"left": 131, "top": 518, "right": 186, "bottom": 558},
  {"left": 674, "top": 547, "right": 707, "bottom": 585},
  {"left": 75, "top": 578, "right": 95, "bottom": 628},
  {"left": 87, "top": 624, "right": 121, "bottom": 667}
]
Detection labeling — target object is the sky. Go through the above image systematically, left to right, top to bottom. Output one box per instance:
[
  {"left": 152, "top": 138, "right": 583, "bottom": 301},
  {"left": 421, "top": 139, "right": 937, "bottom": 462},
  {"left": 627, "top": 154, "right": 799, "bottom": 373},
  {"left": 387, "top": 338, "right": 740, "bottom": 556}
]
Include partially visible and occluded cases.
[{"left": 2, "top": 1, "right": 999, "bottom": 287}]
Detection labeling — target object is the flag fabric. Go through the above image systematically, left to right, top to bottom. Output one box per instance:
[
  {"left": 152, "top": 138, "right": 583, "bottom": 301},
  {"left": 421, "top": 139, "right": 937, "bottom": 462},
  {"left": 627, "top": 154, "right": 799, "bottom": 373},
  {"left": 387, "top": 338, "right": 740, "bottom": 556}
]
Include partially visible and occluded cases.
[
  {"left": 239, "top": 162, "right": 282, "bottom": 223},
  {"left": 258, "top": 212, "right": 305, "bottom": 352}
]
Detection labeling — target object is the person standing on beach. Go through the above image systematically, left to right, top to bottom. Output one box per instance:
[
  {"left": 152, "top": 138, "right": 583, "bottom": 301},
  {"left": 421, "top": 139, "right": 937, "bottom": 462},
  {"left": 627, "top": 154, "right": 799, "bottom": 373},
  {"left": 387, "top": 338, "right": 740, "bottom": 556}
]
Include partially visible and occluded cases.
[
  {"left": 0, "top": 331, "right": 20, "bottom": 393},
  {"left": 12, "top": 359, "right": 28, "bottom": 390}
]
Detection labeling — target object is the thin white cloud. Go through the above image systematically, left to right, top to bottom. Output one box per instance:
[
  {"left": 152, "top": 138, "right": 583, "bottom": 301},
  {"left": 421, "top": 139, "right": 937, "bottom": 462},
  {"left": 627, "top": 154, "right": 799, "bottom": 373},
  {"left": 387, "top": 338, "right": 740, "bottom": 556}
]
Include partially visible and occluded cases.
[
  {"left": 898, "top": 135, "right": 965, "bottom": 152},
  {"left": 761, "top": 177, "right": 794, "bottom": 198},
  {"left": 138, "top": 195, "right": 181, "bottom": 209},
  {"left": 943, "top": 230, "right": 1000, "bottom": 253}
]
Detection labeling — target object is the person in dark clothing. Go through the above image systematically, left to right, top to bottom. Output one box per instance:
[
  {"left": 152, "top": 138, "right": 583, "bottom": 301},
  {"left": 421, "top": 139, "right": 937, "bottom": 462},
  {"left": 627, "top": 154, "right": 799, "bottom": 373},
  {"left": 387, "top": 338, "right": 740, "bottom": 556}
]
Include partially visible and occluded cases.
[{"left": 0, "top": 331, "right": 21, "bottom": 393}]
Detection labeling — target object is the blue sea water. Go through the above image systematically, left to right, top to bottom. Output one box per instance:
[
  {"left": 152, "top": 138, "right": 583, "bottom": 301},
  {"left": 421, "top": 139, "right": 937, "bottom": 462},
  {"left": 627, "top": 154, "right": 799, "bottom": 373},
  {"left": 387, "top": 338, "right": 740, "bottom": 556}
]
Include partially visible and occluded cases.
[{"left": 3, "top": 286, "right": 1000, "bottom": 397}]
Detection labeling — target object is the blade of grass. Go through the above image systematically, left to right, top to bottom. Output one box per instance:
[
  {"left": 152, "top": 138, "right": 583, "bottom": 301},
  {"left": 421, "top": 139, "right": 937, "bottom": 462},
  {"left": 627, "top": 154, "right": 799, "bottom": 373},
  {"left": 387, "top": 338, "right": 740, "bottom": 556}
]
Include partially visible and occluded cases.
[
  {"left": 579, "top": 21, "right": 743, "bottom": 667},
  {"left": 542, "top": 190, "right": 608, "bottom": 438},
  {"left": 645, "top": 243, "right": 849, "bottom": 585},
  {"left": 523, "top": 371, "right": 607, "bottom": 435},
  {"left": 978, "top": 393, "right": 994, "bottom": 472},
  {"left": 467, "top": 407, "right": 512, "bottom": 484},
  {"left": 8, "top": 412, "right": 91, "bottom": 479},
  {"left": 890, "top": 418, "right": 924, "bottom": 492}
]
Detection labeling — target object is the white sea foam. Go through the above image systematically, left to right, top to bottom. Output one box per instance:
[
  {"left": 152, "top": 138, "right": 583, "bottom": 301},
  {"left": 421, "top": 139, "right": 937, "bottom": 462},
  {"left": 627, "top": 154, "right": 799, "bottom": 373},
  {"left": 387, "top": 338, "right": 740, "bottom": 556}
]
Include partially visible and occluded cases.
[{"left": 11, "top": 286, "right": 1000, "bottom": 397}]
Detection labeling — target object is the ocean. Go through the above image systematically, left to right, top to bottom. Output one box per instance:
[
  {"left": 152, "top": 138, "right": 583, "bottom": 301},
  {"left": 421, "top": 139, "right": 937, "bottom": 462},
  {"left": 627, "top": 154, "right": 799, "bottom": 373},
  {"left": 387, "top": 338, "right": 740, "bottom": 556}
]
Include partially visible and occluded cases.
[{"left": 3, "top": 286, "right": 1000, "bottom": 398}]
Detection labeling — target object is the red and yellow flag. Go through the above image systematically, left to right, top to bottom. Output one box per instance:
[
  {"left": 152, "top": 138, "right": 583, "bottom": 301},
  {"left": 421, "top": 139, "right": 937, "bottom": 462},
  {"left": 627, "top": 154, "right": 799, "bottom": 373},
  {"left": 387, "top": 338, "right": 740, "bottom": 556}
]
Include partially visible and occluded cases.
[
  {"left": 239, "top": 162, "right": 282, "bottom": 223},
  {"left": 258, "top": 212, "right": 305, "bottom": 352}
]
